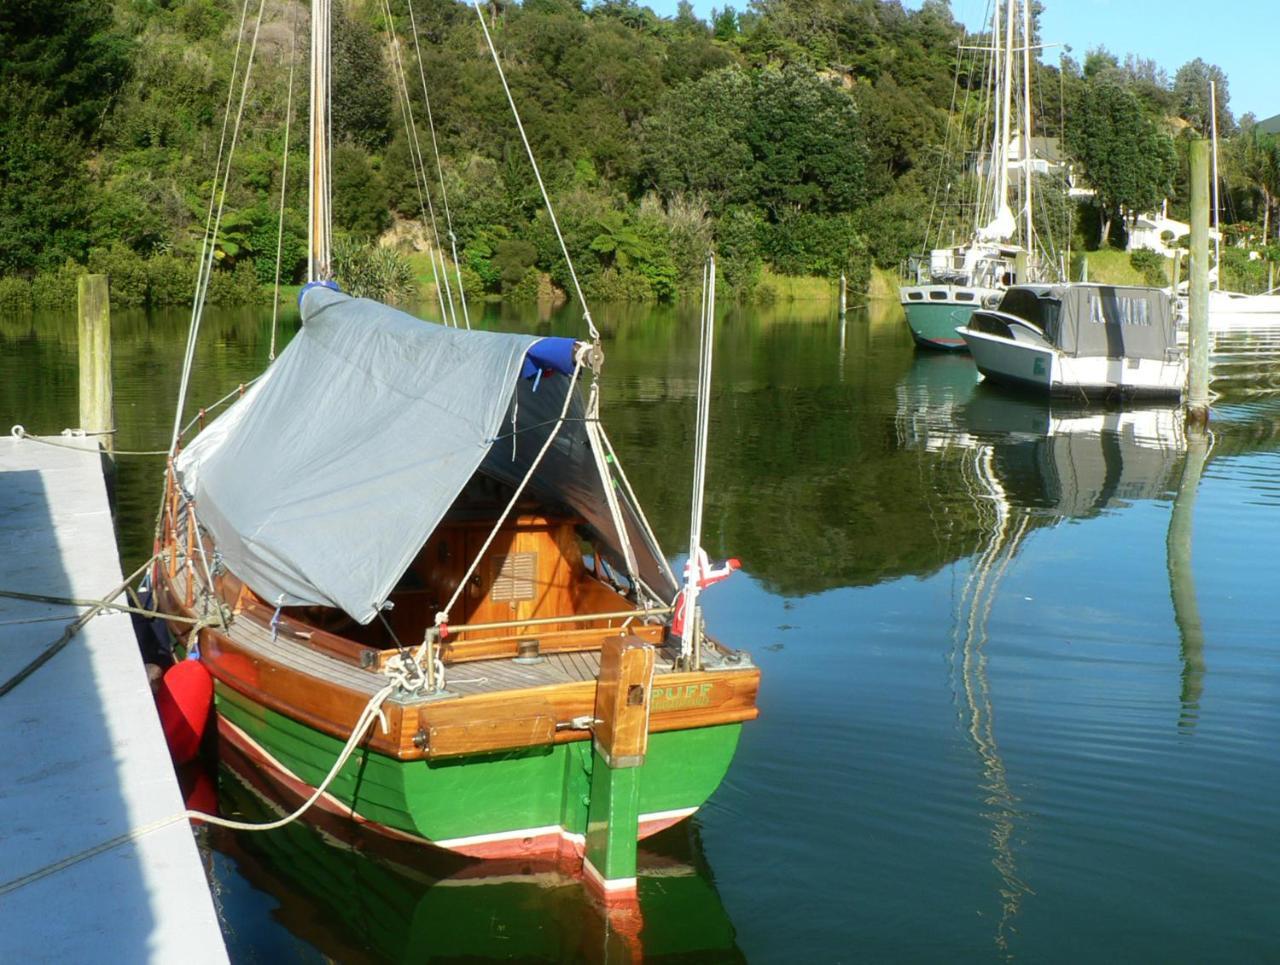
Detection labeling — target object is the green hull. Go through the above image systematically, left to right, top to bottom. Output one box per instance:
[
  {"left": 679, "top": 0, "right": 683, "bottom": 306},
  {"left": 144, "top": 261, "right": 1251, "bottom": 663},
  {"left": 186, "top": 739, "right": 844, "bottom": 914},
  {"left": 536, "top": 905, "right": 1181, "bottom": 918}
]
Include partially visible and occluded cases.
[
  {"left": 901, "top": 301, "right": 976, "bottom": 350},
  {"left": 216, "top": 684, "right": 742, "bottom": 853},
  {"left": 213, "top": 760, "right": 746, "bottom": 963}
]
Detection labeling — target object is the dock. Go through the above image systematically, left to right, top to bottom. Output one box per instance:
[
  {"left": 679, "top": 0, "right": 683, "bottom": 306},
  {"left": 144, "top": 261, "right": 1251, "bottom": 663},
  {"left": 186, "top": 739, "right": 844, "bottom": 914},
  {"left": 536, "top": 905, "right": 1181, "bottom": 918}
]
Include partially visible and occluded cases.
[{"left": 0, "top": 435, "right": 226, "bottom": 962}]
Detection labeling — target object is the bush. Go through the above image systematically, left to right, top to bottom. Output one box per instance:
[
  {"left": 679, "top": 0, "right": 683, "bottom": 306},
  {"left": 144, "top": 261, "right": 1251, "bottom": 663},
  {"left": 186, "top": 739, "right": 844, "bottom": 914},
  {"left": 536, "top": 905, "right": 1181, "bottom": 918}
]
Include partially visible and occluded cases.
[
  {"left": 331, "top": 238, "right": 416, "bottom": 303},
  {"left": 88, "top": 244, "right": 149, "bottom": 307},
  {"left": 1128, "top": 248, "right": 1168, "bottom": 287},
  {"left": 147, "top": 253, "right": 195, "bottom": 306},
  {"left": 30, "top": 260, "right": 83, "bottom": 309},
  {"left": 205, "top": 260, "right": 264, "bottom": 305},
  {"left": 506, "top": 266, "right": 544, "bottom": 303},
  {"left": 0, "top": 277, "right": 33, "bottom": 316}
]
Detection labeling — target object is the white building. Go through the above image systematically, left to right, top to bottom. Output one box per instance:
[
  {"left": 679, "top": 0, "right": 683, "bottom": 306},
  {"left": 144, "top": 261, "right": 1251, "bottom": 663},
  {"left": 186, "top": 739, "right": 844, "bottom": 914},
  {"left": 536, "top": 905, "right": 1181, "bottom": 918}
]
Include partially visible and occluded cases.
[{"left": 1127, "top": 200, "right": 1219, "bottom": 258}]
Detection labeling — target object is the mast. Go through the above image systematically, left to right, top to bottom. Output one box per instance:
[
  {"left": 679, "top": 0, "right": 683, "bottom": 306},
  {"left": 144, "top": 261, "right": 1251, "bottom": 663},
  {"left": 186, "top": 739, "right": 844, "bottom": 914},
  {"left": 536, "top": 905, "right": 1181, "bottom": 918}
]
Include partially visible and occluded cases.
[
  {"left": 308, "top": 0, "right": 332, "bottom": 281},
  {"left": 989, "top": 0, "right": 1004, "bottom": 228},
  {"left": 998, "top": 0, "right": 1015, "bottom": 225},
  {"left": 1021, "top": 0, "right": 1033, "bottom": 259},
  {"left": 1210, "top": 79, "right": 1221, "bottom": 291}
]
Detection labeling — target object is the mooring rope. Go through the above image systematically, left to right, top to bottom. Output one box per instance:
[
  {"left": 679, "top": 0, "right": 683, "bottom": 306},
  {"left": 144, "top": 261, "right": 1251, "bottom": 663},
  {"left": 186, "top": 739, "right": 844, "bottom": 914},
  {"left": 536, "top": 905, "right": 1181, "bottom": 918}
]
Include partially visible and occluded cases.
[
  {"left": 10, "top": 426, "right": 169, "bottom": 457},
  {"left": 0, "top": 555, "right": 167, "bottom": 700},
  {"left": 0, "top": 671, "right": 405, "bottom": 899}
]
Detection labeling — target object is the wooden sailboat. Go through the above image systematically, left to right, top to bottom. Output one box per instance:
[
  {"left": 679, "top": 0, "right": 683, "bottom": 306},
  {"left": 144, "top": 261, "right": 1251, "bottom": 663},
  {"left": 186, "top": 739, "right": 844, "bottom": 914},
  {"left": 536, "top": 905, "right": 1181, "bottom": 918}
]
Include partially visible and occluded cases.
[{"left": 153, "top": 0, "right": 758, "bottom": 906}]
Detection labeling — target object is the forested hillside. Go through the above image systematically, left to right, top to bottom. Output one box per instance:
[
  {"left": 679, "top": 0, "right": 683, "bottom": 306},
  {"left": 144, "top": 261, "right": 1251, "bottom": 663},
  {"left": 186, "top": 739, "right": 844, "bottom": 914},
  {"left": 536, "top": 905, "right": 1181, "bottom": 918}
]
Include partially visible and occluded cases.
[{"left": 0, "top": 0, "right": 1274, "bottom": 310}]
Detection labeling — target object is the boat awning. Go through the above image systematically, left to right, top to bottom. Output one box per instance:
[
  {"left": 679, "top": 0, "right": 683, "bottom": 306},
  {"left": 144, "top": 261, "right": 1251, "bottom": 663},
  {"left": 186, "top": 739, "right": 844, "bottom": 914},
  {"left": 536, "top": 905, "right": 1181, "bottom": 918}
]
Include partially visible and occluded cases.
[
  {"left": 1046, "top": 285, "right": 1176, "bottom": 360},
  {"left": 176, "top": 286, "right": 675, "bottom": 623}
]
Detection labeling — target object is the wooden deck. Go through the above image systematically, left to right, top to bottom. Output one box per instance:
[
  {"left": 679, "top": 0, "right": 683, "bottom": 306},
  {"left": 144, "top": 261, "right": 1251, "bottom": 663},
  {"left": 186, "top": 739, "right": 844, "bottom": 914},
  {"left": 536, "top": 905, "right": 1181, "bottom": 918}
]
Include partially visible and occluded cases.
[{"left": 0, "top": 436, "right": 226, "bottom": 962}]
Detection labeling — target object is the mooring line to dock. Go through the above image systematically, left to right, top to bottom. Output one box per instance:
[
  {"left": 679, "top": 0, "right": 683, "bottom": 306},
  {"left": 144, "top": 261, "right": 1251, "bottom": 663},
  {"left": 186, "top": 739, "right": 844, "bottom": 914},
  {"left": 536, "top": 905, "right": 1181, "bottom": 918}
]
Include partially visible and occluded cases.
[
  {"left": 9, "top": 426, "right": 170, "bottom": 457},
  {"left": 0, "top": 555, "right": 165, "bottom": 700},
  {"left": 0, "top": 672, "right": 405, "bottom": 899}
]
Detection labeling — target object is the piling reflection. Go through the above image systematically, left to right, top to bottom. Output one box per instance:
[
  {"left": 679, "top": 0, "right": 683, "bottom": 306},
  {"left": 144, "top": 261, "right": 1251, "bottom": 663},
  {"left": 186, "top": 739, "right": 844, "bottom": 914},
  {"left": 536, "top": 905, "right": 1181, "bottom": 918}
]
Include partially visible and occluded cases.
[
  {"left": 901, "top": 375, "right": 1198, "bottom": 958},
  {"left": 1167, "top": 429, "right": 1210, "bottom": 730},
  {"left": 205, "top": 743, "right": 743, "bottom": 964}
]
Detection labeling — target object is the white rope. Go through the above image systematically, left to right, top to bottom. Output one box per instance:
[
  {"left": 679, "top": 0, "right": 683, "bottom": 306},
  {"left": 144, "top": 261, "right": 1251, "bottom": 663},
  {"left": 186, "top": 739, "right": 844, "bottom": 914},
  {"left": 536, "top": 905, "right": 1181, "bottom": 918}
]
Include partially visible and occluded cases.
[
  {"left": 169, "top": 0, "right": 267, "bottom": 458},
  {"left": 379, "top": 0, "right": 454, "bottom": 324},
  {"left": 407, "top": 0, "right": 471, "bottom": 328},
  {"left": 471, "top": 2, "right": 598, "bottom": 341},
  {"left": 269, "top": 6, "right": 299, "bottom": 362},
  {"left": 426, "top": 354, "right": 586, "bottom": 644},
  {"left": 597, "top": 425, "right": 679, "bottom": 593},
  {"left": 0, "top": 672, "right": 407, "bottom": 899}
]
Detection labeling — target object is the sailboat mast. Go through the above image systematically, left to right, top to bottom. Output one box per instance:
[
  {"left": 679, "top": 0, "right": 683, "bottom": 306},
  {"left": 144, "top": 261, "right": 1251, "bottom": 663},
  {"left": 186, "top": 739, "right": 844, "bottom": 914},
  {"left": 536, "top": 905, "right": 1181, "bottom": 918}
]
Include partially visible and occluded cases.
[
  {"left": 308, "top": 0, "right": 332, "bottom": 281},
  {"left": 989, "top": 0, "right": 1004, "bottom": 227},
  {"left": 998, "top": 0, "right": 1014, "bottom": 223},
  {"left": 1021, "top": 0, "right": 1033, "bottom": 258},
  {"left": 1210, "top": 79, "right": 1221, "bottom": 290}
]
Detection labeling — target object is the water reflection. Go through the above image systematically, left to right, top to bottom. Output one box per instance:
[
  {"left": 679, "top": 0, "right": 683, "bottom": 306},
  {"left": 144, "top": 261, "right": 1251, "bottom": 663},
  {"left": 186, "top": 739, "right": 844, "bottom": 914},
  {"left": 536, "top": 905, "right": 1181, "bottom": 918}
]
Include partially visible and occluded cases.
[
  {"left": 897, "top": 363, "right": 1207, "bottom": 957},
  {"left": 206, "top": 745, "right": 743, "bottom": 964}
]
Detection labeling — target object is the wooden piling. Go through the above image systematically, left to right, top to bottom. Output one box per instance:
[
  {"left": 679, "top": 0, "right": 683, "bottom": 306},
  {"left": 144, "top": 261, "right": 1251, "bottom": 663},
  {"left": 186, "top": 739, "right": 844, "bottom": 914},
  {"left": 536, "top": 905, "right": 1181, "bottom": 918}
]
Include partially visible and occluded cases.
[
  {"left": 1187, "top": 140, "right": 1211, "bottom": 425},
  {"left": 838, "top": 273, "right": 847, "bottom": 322},
  {"left": 77, "top": 274, "right": 114, "bottom": 455},
  {"left": 583, "top": 635, "right": 656, "bottom": 905}
]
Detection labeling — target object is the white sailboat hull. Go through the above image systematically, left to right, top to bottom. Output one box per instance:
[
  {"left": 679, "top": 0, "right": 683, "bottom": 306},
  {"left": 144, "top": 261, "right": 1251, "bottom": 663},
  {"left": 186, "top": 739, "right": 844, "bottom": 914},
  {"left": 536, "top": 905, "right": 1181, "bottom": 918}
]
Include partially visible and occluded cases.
[{"left": 959, "top": 328, "right": 1186, "bottom": 399}]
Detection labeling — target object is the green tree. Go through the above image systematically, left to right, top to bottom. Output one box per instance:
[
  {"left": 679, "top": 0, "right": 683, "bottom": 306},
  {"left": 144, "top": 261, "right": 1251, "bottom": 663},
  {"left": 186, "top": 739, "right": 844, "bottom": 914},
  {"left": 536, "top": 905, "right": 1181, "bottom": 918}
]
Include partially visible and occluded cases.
[
  {"left": 1173, "top": 58, "right": 1232, "bottom": 137},
  {"left": 1066, "top": 77, "right": 1176, "bottom": 247},
  {"left": 0, "top": 83, "right": 91, "bottom": 273},
  {"left": 332, "top": 144, "right": 391, "bottom": 237}
]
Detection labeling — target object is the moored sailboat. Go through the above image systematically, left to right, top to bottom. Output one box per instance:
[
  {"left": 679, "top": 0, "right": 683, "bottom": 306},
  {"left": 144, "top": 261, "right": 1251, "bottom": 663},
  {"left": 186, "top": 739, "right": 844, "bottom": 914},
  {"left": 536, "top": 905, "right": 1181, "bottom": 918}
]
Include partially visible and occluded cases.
[
  {"left": 153, "top": 0, "right": 758, "bottom": 906},
  {"left": 901, "top": 0, "right": 1044, "bottom": 350}
]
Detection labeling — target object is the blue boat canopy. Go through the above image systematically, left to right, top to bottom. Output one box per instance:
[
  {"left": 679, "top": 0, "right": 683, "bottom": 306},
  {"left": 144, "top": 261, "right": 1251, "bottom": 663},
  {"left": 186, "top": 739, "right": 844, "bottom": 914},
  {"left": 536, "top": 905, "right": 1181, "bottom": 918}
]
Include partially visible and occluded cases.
[{"left": 176, "top": 286, "right": 675, "bottom": 623}]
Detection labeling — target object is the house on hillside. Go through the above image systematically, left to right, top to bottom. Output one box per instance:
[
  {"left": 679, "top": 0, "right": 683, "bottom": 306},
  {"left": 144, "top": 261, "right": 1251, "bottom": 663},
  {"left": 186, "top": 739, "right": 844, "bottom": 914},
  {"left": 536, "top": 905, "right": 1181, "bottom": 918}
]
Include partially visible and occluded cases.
[
  {"left": 982, "top": 135, "right": 1095, "bottom": 198},
  {"left": 1126, "top": 200, "right": 1220, "bottom": 257}
]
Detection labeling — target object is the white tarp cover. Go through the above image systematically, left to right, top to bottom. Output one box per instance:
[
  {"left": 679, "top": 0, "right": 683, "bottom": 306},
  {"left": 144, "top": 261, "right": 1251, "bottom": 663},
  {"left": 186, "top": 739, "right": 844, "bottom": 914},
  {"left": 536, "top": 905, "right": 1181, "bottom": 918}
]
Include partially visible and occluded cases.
[{"left": 176, "top": 286, "right": 672, "bottom": 623}]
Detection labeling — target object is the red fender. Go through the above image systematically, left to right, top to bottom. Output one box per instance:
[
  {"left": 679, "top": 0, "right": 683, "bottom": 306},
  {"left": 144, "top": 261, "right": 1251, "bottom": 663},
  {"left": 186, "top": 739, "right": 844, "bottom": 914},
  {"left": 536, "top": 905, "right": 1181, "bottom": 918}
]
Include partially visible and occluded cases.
[{"left": 156, "top": 660, "right": 214, "bottom": 765}]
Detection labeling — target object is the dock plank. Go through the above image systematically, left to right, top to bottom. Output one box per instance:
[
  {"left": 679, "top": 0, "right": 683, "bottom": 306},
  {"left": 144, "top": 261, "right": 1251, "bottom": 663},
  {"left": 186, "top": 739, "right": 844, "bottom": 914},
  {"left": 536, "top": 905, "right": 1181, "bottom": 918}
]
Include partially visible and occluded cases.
[{"left": 0, "top": 436, "right": 226, "bottom": 963}]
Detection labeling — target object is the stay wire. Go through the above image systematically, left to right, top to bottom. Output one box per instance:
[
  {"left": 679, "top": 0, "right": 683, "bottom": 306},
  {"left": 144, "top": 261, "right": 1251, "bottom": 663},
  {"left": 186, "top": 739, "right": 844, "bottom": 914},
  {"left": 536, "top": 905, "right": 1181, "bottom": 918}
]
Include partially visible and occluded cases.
[{"left": 471, "top": 2, "right": 598, "bottom": 342}]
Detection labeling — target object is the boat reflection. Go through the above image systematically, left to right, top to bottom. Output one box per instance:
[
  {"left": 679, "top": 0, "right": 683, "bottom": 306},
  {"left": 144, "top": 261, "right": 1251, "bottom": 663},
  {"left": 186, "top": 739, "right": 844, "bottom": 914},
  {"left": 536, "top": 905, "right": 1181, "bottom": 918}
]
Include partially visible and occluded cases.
[
  {"left": 935, "top": 385, "right": 1195, "bottom": 957},
  {"left": 202, "top": 742, "right": 744, "bottom": 964}
]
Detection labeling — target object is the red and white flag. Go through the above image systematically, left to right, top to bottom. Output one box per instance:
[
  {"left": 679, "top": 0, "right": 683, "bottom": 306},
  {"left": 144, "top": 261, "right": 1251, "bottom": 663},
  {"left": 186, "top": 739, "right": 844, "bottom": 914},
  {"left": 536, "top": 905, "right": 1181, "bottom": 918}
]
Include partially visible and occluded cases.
[{"left": 673, "top": 548, "right": 740, "bottom": 637}]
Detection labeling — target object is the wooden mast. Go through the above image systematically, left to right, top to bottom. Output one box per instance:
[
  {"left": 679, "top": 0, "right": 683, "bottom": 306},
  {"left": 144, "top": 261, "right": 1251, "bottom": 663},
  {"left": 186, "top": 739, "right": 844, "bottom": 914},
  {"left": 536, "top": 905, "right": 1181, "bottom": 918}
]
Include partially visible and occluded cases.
[{"left": 308, "top": 0, "right": 332, "bottom": 281}]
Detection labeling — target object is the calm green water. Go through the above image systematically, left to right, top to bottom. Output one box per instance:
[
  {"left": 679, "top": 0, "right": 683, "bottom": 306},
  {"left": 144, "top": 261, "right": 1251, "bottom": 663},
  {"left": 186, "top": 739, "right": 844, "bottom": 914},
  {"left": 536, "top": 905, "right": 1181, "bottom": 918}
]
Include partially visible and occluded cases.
[{"left": 5, "top": 299, "right": 1280, "bottom": 962}]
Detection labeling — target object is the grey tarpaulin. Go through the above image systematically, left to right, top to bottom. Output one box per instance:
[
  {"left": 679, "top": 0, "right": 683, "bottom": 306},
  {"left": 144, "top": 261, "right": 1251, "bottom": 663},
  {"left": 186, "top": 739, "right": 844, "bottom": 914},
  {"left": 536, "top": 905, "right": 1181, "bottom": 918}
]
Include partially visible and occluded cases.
[
  {"left": 1038, "top": 284, "right": 1175, "bottom": 360},
  {"left": 176, "top": 286, "right": 674, "bottom": 623}
]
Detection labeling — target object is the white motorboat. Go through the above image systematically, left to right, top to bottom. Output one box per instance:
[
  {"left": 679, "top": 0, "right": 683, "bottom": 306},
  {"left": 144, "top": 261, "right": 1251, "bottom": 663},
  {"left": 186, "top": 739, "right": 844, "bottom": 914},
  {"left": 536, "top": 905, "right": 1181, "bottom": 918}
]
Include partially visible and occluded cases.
[{"left": 958, "top": 284, "right": 1186, "bottom": 399}]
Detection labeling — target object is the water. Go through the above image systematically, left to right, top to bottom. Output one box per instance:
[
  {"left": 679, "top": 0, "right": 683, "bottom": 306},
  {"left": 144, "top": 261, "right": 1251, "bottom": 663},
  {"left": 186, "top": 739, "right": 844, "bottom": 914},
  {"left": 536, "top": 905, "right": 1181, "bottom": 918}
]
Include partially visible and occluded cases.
[{"left": 4, "top": 298, "right": 1280, "bottom": 961}]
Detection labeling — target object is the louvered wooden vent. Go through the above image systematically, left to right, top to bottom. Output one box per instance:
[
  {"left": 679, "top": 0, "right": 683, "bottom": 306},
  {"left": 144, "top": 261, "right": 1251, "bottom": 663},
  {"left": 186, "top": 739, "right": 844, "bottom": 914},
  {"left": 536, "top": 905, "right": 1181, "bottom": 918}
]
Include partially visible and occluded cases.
[{"left": 492, "top": 552, "right": 537, "bottom": 601}]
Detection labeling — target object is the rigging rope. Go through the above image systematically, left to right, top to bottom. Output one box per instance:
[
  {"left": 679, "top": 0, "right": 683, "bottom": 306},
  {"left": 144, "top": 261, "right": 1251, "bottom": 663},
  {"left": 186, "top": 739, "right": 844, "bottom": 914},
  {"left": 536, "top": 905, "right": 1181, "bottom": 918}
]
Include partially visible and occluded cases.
[
  {"left": 169, "top": 0, "right": 267, "bottom": 460},
  {"left": 380, "top": 0, "right": 455, "bottom": 326},
  {"left": 407, "top": 0, "right": 471, "bottom": 329},
  {"left": 471, "top": 1, "right": 599, "bottom": 342},
  {"left": 269, "top": 4, "right": 300, "bottom": 362},
  {"left": 427, "top": 353, "right": 586, "bottom": 646}
]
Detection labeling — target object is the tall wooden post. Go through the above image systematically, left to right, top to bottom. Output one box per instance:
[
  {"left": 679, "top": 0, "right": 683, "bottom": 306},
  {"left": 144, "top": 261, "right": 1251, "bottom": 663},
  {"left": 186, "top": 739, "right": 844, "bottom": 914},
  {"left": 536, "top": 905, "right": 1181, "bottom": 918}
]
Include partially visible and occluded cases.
[
  {"left": 1187, "top": 139, "right": 1211, "bottom": 425},
  {"left": 838, "top": 273, "right": 847, "bottom": 322},
  {"left": 77, "top": 274, "right": 114, "bottom": 457},
  {"left": 583, "top": 635, "right": 655, "bottom": 906}
]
